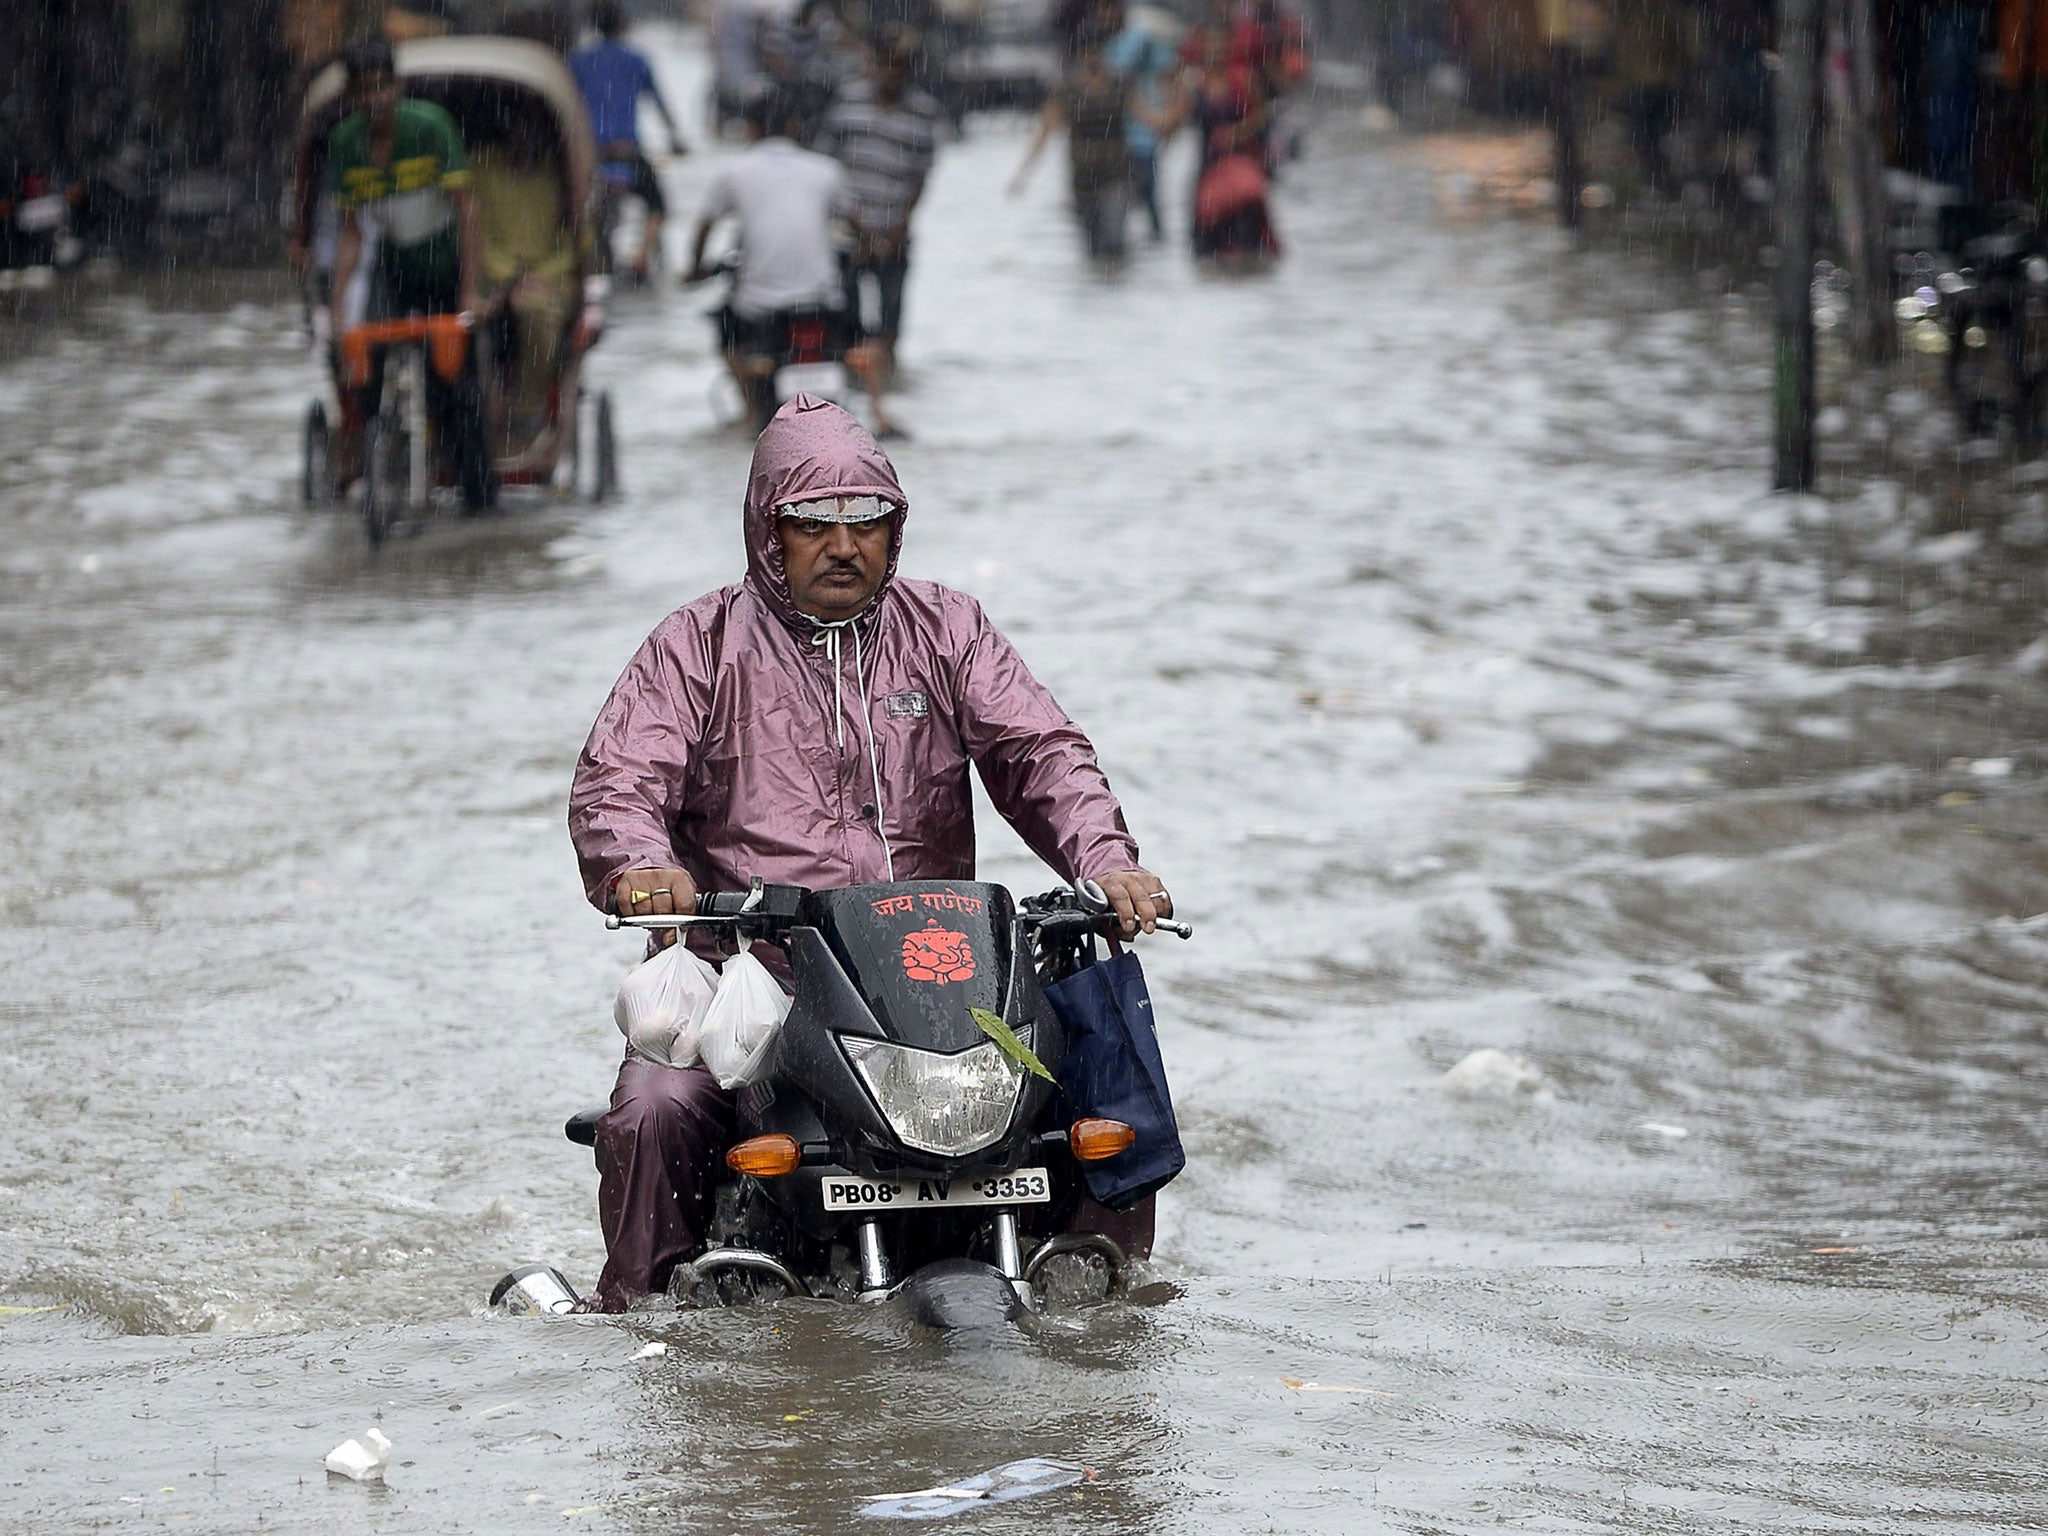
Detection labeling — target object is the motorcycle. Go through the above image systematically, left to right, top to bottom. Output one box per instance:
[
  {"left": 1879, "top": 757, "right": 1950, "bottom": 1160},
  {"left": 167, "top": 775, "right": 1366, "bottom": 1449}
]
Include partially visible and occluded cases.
[
  {"left": 0, "top": 165, "right": 84, "bottom": 287},
  {"left": 1931, "top": 202, "right": 2048, "bottom": 448},
  {"left": 695, "top": 255, "right": 857, "bottom": 433},
  {"left": 497, "top": 878, "right": 1188, "bottom": 1322}
]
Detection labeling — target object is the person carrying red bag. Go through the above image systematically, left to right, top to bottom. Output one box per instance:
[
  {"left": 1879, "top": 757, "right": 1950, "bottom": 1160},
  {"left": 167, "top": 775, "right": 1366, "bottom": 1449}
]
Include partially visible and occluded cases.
[{"left": 1165, "top": 25, "right": 1281, "bottom": 265}]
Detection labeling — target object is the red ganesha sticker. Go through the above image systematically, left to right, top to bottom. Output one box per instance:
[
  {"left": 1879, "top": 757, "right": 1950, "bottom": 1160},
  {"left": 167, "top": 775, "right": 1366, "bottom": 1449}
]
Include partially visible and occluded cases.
[{"left": 901, "top": 921, "right": 977, "bottom": 984}]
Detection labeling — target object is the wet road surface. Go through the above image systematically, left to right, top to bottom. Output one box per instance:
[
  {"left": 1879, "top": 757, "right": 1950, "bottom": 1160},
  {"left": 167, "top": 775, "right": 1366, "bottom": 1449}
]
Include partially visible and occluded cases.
[{"left": 5, "top": 28, "right": 2048, "bottom": 1534}]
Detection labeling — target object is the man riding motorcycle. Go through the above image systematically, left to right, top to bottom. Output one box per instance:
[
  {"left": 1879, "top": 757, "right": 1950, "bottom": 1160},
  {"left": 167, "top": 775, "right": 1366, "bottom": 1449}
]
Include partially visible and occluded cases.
[
  {"left": 685, "top": 91, "right": 897, "bottom": 436},
  {"left": 567, "top": 394, "right": 1170, "bottom": 1311}
]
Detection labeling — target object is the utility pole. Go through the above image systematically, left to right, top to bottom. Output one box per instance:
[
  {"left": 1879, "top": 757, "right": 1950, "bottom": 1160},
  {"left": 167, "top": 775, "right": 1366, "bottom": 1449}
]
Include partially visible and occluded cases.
[
  {"left": 1774, "top": 0, "right": 1824, "bottom": 492},
  {"left": 1839, "top": 0, "right": 1894, "bottom": 366}
]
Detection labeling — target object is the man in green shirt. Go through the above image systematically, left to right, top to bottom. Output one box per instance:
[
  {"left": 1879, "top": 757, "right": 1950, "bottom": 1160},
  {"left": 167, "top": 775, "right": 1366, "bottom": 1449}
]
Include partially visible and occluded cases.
[{"left": 328, "top": 36, "right": 493, "bottom": 509}]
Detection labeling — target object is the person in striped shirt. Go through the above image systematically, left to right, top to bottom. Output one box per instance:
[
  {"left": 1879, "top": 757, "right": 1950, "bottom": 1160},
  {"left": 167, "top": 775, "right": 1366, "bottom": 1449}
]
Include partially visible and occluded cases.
[{"left": 818, "top": 45, "right": 941, "bottom": 397}]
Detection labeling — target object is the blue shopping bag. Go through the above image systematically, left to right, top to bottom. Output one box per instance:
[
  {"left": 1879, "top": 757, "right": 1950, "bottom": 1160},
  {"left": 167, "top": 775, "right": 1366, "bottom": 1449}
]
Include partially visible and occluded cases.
[{"left": 1044, "top": 946, "right": 1185, "bottom": 1212}]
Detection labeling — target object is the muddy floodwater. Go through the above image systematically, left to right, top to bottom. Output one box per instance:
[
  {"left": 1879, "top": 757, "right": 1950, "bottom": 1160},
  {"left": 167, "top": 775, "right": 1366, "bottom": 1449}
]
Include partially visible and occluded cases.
[{"left": 6, "top": 29, "right": 2048, "bottom": 1536}]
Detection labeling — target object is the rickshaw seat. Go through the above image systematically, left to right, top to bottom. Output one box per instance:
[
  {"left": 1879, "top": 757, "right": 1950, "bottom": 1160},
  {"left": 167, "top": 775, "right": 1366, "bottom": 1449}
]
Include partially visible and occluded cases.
[{"left": 340, "top": 314, "right": 471, "bottom": 389}]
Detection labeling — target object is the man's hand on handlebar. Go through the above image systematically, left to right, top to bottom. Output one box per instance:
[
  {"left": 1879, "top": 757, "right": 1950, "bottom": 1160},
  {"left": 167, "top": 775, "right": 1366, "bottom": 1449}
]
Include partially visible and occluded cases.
[
  {"left": 614, "top": 867, "right": 699, "bottom": 950},
  {"left": 1092, "top": 868, "right": 1172, "bottom": 938}
]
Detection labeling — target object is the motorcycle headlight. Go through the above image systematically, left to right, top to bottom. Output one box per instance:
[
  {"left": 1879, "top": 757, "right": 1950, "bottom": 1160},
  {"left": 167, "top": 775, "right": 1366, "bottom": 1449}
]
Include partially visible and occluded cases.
[{"left": 839, "top": 1034, "right": 1026, "bottom": 1158}]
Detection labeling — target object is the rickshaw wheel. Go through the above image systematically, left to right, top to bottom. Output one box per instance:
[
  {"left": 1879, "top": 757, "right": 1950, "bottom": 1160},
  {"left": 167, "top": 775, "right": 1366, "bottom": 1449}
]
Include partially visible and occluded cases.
[
  {"left": 591, "top": 391, "right": 619, "bottom": 503},
  {"left": 301, "top": 402, "right": 333, "bottom": 507},
  {"left": 363, "top": 415, "right": 407, "bottom": 548}
]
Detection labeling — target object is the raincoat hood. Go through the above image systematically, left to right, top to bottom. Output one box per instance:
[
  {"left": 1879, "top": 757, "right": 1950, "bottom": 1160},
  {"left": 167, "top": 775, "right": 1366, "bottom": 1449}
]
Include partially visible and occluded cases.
[{"left": 743, "top": 395, "right": 908, "bottom": 630}]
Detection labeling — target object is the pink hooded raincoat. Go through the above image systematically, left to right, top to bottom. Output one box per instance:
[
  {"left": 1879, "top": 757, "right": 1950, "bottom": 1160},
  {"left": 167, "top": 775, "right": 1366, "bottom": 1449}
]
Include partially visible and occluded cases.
[{"left": 568, "top": 395, "right": 1139, "bottom": 907}]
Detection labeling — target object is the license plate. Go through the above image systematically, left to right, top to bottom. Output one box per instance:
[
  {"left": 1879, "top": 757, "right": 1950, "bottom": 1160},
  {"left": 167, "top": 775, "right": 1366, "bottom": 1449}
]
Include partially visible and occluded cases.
[
  {"left": 777, "top": 362, "right": 843, "bottom": 396},
  {"left": 821, "top": 1167, "right": 1051, "bottom": 1213}
]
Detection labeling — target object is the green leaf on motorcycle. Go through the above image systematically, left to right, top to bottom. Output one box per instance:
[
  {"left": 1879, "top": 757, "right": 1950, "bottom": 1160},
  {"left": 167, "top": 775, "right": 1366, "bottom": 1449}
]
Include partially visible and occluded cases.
[{"left": 970, "top": 1008, "right": 1056, "bottom": 1084}]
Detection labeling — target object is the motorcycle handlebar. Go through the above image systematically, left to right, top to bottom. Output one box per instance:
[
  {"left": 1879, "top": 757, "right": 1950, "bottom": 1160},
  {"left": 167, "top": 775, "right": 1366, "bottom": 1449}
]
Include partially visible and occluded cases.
[
  {"left": 606, "top": 877, "right": 800, "bottom": 931},
  {"left": 605, "top": 878, "right": 1191, "bottom": 939},
  {"left": 604, "top": 909, "right": 1192, "bottom": 939},
  {"left": 1028, "top": 909, "right": 1193, "bottom": 940},
  {"left": 606, "top": 912, "right": 736, "bottom": 930}
]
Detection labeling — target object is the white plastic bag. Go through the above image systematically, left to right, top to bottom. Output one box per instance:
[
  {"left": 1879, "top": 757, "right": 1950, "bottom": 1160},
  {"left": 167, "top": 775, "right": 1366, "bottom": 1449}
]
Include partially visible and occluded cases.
[
  {"left": 698, "top": 940, "right": 794, "bottom": 1090},
  {"left": 614, "top": 942, "right": 719, "bottom": 1068}
]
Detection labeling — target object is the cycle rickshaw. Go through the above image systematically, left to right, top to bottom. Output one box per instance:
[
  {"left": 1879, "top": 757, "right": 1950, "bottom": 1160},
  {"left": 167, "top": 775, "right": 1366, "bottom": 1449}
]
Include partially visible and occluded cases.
[{"left": 294, "top": 36, "right": 620, "bottom": 543}]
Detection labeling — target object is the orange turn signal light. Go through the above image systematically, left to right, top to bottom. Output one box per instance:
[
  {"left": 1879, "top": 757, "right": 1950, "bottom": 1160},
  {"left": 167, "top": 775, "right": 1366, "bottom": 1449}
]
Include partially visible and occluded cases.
[
  {"left": 1069, "top": 1118, "right": 1136, "bottom": 1162},
  {"left": 726, "top": 1134, "right": 802, "bottom": 1177}
]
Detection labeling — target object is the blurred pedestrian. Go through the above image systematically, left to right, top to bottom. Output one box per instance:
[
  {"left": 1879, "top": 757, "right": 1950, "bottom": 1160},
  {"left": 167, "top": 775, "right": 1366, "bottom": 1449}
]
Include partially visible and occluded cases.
[
  {"left": 570, "top": 0, "right": 687, "bottom": 284},
  {"left": 709, "top": 0, "right": 769, "bottom": 134},
  {"left": 759, "top": 0, "right": 852, "bottom": 144},
  {"left": 1102, "top": 0, "right": 1177, "bottom": 240},
  {"left": 1235, "top": 0, "right": 1308, "bottom": 167},
  {"left": 1539, "top": 0, "right": 1613, "bottom": 229},
  {"left": 1610, "top": 0, "right": 1686, "bottom": 197},
  {"left": 1694, "top": 0, "right": 1772, "bottom": 199},
  {"left": 1011, "top": 24, "right": 1156, "bottom": 268},
  {"left": 1165, "top": 27, "right": 1279, "bottom": 267},
  {"left": 819, "top": 44, "right": 940, "bottom": 382}
]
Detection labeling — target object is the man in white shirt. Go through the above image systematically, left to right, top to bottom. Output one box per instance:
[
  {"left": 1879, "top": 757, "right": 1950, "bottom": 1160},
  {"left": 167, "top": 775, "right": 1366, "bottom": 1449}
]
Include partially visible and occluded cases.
[{"left": 687, "top": 92, "right": 897, "bottom": 435}]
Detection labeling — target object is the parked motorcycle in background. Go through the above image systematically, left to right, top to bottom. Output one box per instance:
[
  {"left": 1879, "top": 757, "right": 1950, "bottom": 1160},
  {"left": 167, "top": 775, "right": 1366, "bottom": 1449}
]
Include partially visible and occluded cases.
[
  {"left": 0, "top": 165, "right": 84, "bottom": 291},
  {"left": 1927, "top": 203, "right": 2048, "bottom": 449}
]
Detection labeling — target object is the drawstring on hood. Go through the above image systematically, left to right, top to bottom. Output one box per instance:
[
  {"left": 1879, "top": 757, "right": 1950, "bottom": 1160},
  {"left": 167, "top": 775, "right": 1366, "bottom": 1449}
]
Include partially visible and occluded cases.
[
  {"left": 743, "top": 396, "right": 910, "bottom": 878},
  {"left": 804, "top": 613, "right": 896, "bottom": 879}
]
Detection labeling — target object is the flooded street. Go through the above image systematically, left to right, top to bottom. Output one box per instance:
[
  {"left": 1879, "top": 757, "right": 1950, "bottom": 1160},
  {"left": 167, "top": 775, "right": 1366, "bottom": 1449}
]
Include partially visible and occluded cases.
[{"left": 6, "top": 28, "right": 2048, "bottom": 1534}]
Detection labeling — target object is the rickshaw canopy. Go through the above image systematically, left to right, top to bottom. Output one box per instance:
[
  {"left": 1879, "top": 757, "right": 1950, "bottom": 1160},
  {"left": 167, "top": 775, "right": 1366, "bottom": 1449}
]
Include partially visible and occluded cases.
[{"left": 298, "top": 35, "right": 596, "bottom": 220}]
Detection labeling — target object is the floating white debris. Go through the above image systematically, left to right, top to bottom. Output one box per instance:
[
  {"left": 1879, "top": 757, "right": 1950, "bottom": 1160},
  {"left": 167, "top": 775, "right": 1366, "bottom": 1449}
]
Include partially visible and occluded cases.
[
  {"left": 1913, "top": 531, "right": 1980, "bottom": 564},
  {"left": 1968, "top": 758, "right": 2014, "bottom": 780},
  {"left": 1442, "top": 1049, "right": 1543, "bottom": 1100},
  {"left": 1638, "top": 1122, "right": 1689, "bottom": 1139},
  {"left": 632, "top": 1340, "right": 668, "bottom": 1360},
  {"left": 1281, "top": 1377, "right": 1398, "bottom": 1396},
  {"left": 323, "top": 1427, "right": 392, "bottom": 1483},
  {"left": 860, "top": 1458, "right": 1086, "bottom": 1520}
]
